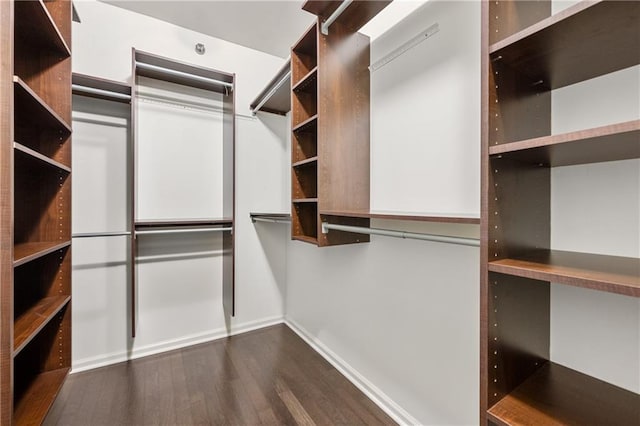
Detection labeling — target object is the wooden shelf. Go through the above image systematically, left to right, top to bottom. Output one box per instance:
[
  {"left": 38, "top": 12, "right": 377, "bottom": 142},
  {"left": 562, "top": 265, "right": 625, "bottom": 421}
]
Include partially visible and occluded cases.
[
  {"left": 14, "top": 0, "right": 71, "bottom": 57},
  {"left": 302, "top": 1, "right": 392, "bottom": 32},
  {"left": 489, "top": 1, "right": 640, "bottom": 90},
  {"left": 249, "top": 60, "right": 290, "bottom": 115},
  {"left": 292, "top": 67, "right": 318, "bottom": 93},
  {"left": 72, "top": 73, "right": 132, "bottom": 104},
  {"left": 13, "top": 76, "right": 72, "bottom": 133},
  {"left": 292, "top": 115, "right": 318, "bottom": 133},
  {"left": 490, "top": 120, "right": 640, "bottom": 166},
  {"left": 14, "top": 142, "right": 71, "bottom": 173},
  {"left": 292, "top": 156, "right": 318, "bottom": 168},
  {"left": 292, "top": 198, "right": 318, "bottom": 203},
  {"left": 320, "top": 209, "right": 480, "bottom": 224},
  {"left": 250, "top": 213, "right": 291, "bottom": 222},
  {"left": 134, "top": 218, "right": 233, "bottom": 228},
  {"left": 292, "top": 235, "right": 318, "bottom": 245},
  {"left": 14, "top": 241, "right": 71, "bottom": 268},
  {"left": 489, "top": 250, "right": 640, "bottom": 297},
  {"left": 13, "top": 296, "right": 70, "bottom": 356},
  {"left": 487, "top": 362, "right": 640, "bottom": 426},
  {"left": 13, "top": 367, "right": 70, "bottom": 426}
]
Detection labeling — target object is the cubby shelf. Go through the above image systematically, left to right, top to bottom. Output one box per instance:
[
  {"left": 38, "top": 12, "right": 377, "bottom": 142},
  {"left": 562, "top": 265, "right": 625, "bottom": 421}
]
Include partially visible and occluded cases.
[
  {"left": 14, "top": 0, "right": 71, "bottom": 57},
  {"left": 489, "top": 1, "right": 640, "bottom": 89},
  {"left": 292, "top": 66, "right": 318, "bottom": 93},
  {"left": 13, "top": 76, "right": 72, "bottom": 133},
  {"left": 292, "top": 114, "right": 318, "bottom": 133},
  {"left": 489, "top": 120, "right": 640, "bottom": 166},
  {"left": 14, "top": 142, "right": 71, "bottom": 173},
  {"left": 292, "top": 156, "right": 318, "bottom": 168},
  {"left": 320, "top": 209, "right": 480, "bottom": 224},
  {"left": 292, "top": 235, "right": 318, "bottom": 244},
  {"left": 13, "top": 241, "right": 71, "bottom": 268},
  {"left": 489, "top": 250, "right": 640, "bottom": 298},
  {"left": 13, "top": 296, "right": 71, "bottom": 356},
  {"left": 487, "top": 362, "right": 640, "bottom": 426},
  {"left": 13, "top": 367, "right": 70, "bottom": 426}
]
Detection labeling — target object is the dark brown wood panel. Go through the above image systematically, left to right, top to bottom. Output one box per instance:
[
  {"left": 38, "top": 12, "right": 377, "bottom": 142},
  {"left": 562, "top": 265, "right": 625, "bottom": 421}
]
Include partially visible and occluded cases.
[
  {"left": 14, "top": 0, "right": 70, "bottom": 57},
  {"left": 488, "top": 0, "right": 551, "bottom": 45},
  {"left": 302, "top": 1, "right": 392, "bottom": 33},
  {"left": 490, "top": 1, "right": 640, "bottom": 90},
  {"left": 0, "top": 2, "right": 14, "bottom": 423},
  {"left": 317, "top": 20, "right": 370, "bottom": 246},
  {"left": 291, "top": 22, "right": 317, "bottom": 85},
  {"left": 490, "top": 119, "right": 640, "bottom": 166},
  {"left": 14, "top": 142, "right": 70, "bottom": 173},
  {"left": 292, "top": 160, "right": 318, "bottom": 199},
  {"left": 292, "top": 201, "right": 318, "bottom": 242},
  {"left": 319, "top": 209, "right": 481, "bottom": 224},
  {"left": 13, "top": 242, "right": 70, "bottom": 268},
  {"left": 489, "top": 250, "right": 640, "bottom": 297},
  {"left": 487, "top": 273, "right": 550, "bottom": 409},
  {"left": 45, "top": 324, "right": 396, "bottom": 426},
  {"left": 488, "top": 362, "right": 640, "bottom": 426}
]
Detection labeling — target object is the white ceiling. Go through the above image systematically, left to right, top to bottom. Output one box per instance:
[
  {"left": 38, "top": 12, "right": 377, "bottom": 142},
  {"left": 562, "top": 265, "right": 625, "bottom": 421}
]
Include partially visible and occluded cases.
[{"left": 99, "top": 1, "right": 317, "bottom": 58}]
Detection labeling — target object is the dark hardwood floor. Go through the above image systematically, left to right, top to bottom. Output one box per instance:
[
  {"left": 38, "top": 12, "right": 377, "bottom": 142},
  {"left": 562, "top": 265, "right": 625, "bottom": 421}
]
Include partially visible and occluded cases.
[{"left": 44, "top": 324, "right": 396, "bottom": 425}]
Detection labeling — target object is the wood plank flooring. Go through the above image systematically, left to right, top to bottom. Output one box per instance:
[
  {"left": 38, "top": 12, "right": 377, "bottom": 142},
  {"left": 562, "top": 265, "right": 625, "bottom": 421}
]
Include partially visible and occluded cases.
[{"left": 44, "top": 324, "right": 396, "bottom": 425}]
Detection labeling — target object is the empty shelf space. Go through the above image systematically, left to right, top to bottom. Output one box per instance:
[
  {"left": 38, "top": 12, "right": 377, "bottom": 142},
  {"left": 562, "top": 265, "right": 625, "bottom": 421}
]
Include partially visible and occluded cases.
[
  {"left": 14, "top": 0, "right": 71, "bottom": 57},
  {"left": 489, "top": 1, "right": 640, "bottom": 89},
  {"left": 249, "top": 60, "right": 291, "bottom": 115},
  {"left": 292, "top": 67, "right": 318, "bottom": 93},
  {"left": 14, "top": 76, "right": 72, "bottom": 133},
  {"left": 292, "top": 115, "right": 318, "bottom": 133},
  {"left": 489, "top": 120, "right": 640, "bottom": 166},
  {"left": 14, "top": 142, "right": 71, "bottom": 173},
  {"left": 292, "top": 156, "right": 318, "bottom": 168},
  {"left": 292, "top": 198, "right": 318, "bottom": 203},
  {"left": 320, "top": 209, "right": 480, "bottom": 224},
  {"left": 292, "top": 235, "right": 318, "bottom": 245},
  {"left": 14, "top": 241, "right": 71, "bottom": 268},
  {"left": 489, "top": 250, "right": 640, "bottom": 297},
  {"left": 14, "top": 296, "right": 70, "bottom": 356},
  {"left": 487, "top": 362, "right": 640, "bottom": 426},
  {"left": 14, "top": 367, "right": 70, "bottom": 426}
]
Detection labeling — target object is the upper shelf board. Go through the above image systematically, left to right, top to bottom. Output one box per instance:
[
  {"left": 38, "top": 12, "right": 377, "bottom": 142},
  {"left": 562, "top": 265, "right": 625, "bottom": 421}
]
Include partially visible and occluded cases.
[
  {"left": 302, "top": 1, "right": 393, "bottom": 33},
  {"left": 490, "top": 1, "right": 640, "bottom": 90},
  {"left": 250, "top": 60, "right": 291, "bottom": 115},
  {"left": 320, "top": 210, "right": 480, "bottom": 224}
]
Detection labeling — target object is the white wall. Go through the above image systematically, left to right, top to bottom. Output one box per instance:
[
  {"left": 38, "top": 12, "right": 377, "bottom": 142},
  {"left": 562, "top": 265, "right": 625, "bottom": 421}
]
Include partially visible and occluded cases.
[
  {"left": 71, "top": 0, "right": 289, "bottom": 371},
  {"left": 286, "top": 2, "right": 482, "bottom": 424},
  {"left": 550, "top": 63, "right": 640, "bottom": 392}
]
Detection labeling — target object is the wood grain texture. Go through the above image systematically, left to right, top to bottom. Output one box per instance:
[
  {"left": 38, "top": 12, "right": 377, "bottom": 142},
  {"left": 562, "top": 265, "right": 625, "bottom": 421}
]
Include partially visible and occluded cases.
[
  {"left": 14, "top": 0, "right": 70, "bottom": 57},
  {"left": 488, "top": 0, "right": 551, "bottom": 45},
  {"left": 0, "top": 1, "right": 14, "bottom": 423},
  {"left": 490, "top": 1, "right": 640, "bottom": 90},
  {"left": 317, "top": 20, "right": 370, "bottom": 247},
  {"left": 291, "top": 22, "right": 317, "bottom": 85},
  {"left": 13, "top": 77, "right": 71, "bottom": 133},
  {"left": 489, "top": 119, "right": 640, "bottom": 166},
  {"left": 14, "top": 142, "right": 71, "bottom": 173},
  {"left": 320, "top": 209, "right": 480, "bottom": 224},
  {"left": 13, "top": 242, "right": 70, "bottom": 268},
  {"left": 489, "top": 250, "right": 640, "bottom": 297},
  {"left": 13, "top": 296, "right": 70, "bottom": 356},
  {"left": 44, "top": 324, "right": 396, "bottom": 426},
  {"left": 488, "top": 362, "right": 640, "bottom": 426},
  {"left": 14, "top": 367, "right": 69, "bottom": 426}
]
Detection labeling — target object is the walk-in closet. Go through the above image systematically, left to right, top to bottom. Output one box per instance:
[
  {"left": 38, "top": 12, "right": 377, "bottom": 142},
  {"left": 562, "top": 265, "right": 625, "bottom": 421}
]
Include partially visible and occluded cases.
[{"left": 0, "top": 1, "right": 638, "bottom": 425}]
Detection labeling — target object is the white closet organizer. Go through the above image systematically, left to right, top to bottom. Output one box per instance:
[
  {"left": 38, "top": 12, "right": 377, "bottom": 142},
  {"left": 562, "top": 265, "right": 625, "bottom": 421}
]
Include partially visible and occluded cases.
[{"left": 132, "top": 50, "right": 237, "bottom": 331}]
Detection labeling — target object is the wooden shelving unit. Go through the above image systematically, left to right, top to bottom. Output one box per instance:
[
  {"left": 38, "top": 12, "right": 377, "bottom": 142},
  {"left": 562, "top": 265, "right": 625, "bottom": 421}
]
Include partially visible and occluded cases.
[
  {"left": 1, "top": 0, "right": 73, "bottom": 424},
  {"left": 481, "top": 1, "right": 640, "bottom": 424},
  {"left": 290, "top": 10, "right": 375, "bottom": 247}
]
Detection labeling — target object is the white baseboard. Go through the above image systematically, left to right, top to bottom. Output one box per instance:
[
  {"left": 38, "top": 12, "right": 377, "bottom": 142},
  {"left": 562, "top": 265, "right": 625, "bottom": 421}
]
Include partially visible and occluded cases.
[
  {"left": 71, "top": 316, "right": 284, "bottom": 373},
  {"left": 284, "top": 317, "right": 420, "bottom": 426}
]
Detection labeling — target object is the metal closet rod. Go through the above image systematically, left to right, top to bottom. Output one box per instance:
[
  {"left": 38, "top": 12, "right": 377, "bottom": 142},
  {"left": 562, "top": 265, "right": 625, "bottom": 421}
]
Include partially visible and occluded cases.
[
  {"left": 321, "top": 0, "right": 353, "bottom": 35},
  {"left": 136, "top": 62, "right": 234, "bottom": 89},
  {"left": 251, "top": 69, "right": 291, "bottom": 114},
  {"left": 72, "top": 84, "right": 132, "bottom": 101},
  {"left": 252, "top": 217, "right": 291, "bottom": 224},
  {"left": 321, "top": 223, "right": 479, "bottom": 247},
  {"left": 135, "top": 227, "right": 233, "bottom": 235},
  {"left": 72, "top": 231, "right": 132, "bottom": 238}
]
